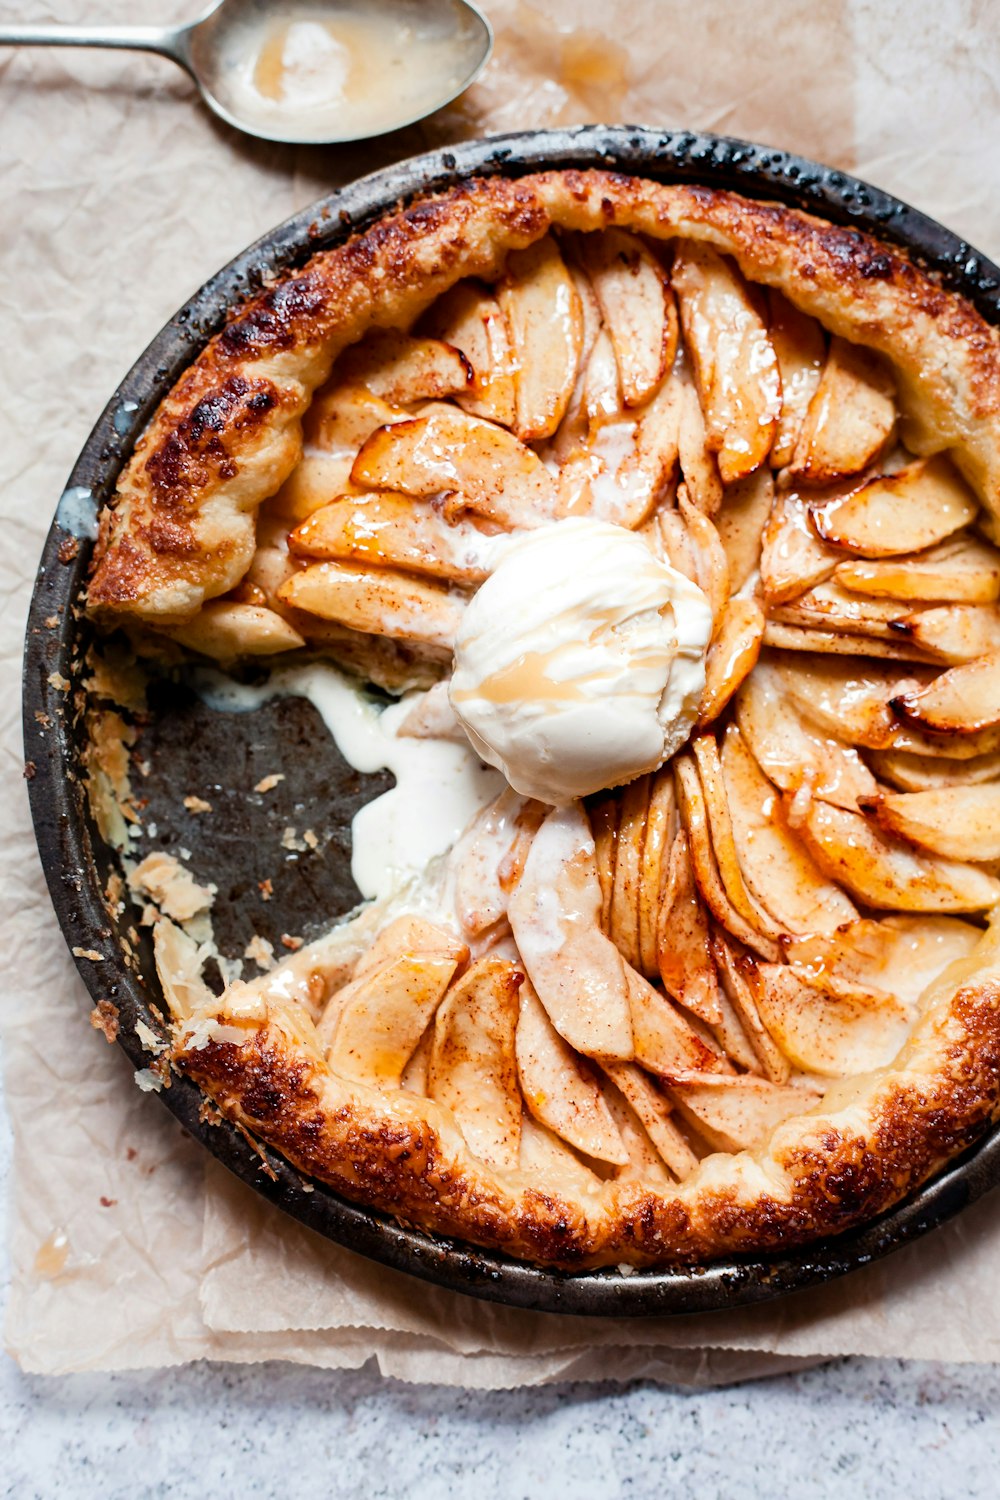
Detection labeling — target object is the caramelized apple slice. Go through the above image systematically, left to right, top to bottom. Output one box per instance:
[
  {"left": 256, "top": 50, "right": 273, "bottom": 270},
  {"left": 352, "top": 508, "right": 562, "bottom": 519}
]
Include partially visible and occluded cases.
[
  {"left": 577, "top": 229, "right": 676, "bottom": 408},
  {"left": 498, "top": 234, "right": 583, "bottom": 441},
  {"left": 672, "top": 241, "right": 781, "bottom": 483},
  {"left": 422, "top": 280, "right": 517, "bottom": 428},
  {"left": 767, "top": 290, "right": 826, "bottom": 468},
  {"left": 336, "top": 328, "right": 473, "bottom": 405},
  {"left": 787, "top": 337, "right": 896, "bottom": 485},
  {"left": 676, "top": 362, "right": 724, "bottom": 515},
  {"left": 561, "top": 373, "right": 680, "bottom": 530},
  {"left": 305, "top": 383, "right": 406, "bottom": 455},
  {"left": 351, "top": 409, "right": 559, "bottom": 529},
  {"left": 269, "top": 455, "right": 364, "bottom": 523},
  {"left": 812, "top": 455, "right": 979, "bottom": 557},
  {"left": 715, "top": 466, "right": 774, "bottom": 593},
  {"left": 760, "top": 489, "right": 841, "bottom": 604},
  {"left": 678, "top": 490, "right": 730, "bottom": 622},
  {"left": 288, "top": 493, "right": 497, "bottom": 585},
  {"left": 834, "top": 534, "right": 1000, "bottom": 605},
  {"left": 277, "top": 562, "right": 464, "bottom": 651},
  {"left": 770, "top": 580, "right": 913, "bottom": 640},
  {"left": 696, "top": 596, "right": 765, "bottom": 727},
  {"left": 166, "top": 602, "right": 305, "bottom": 660},
  {"left": 893, "top": 603, "right": 1000, "bottom": 664},
  {"left": 762, "top": 623, "right": 938, "bottom": 664},
  {"left": 892, "top": 651, "right": 1000, "bottom": 733},
  {"left": 771, "top": 653, "right": 934, "bottom": 748},
  {"left": 735, "top": 661, "right": 877, "bottom": 810},
  {"left": 721, "top": 724, "right": 858, "bottom": 936},
  {"left": 691, "top": 736, "right": 787, "bottom": 944},
  {"left": 868, "top": 746, "right": 1000, "bottom": 790},
  {"left": 674, "top": 754, "right": 781, "bottom": 961},
  {"left": 637, "top": 770, "right": 675, "bottom": 978},
  {"left": 610, "top": 775, "right": 649, "bottom": 970},
  {"left": 863, "top": 785, "right": 1000, "bottom": 862},
  {"left": 589, "top": 793, "right": 620, "bottom": 934},
  {"left": 799, "top": 800, "right": 1000, "bottom": 911},
  {"left": 508, "top": 803, "right": 634, "bottom": 1060},
  {"left": 656, "top": 828, "right": 723, "bottom": 1028},
  {"left": 783, "top": 914, "right": 981, "bottom": 1005},
  {"left": 354, "top": 916, "right": 468, "bottom": 979},
  {"left": 711, "top": 932, "right": 790, "bottom": 1083},
  {"left": 326, "top": 950, "right": 463, "bottom": 1086},
  {"left": 428, "top": 957, "right": 522, "bottom": 1171},
  {"left": 626, "top": 966, "right": 724, "bottom": 1078},
  {"left": 756, "top": 966, "right": 909, "bottom": 1077},
  {"left": 515, "top": 982, "right": 628, "bottom": 1165},
  {"left": 603, "top": 1062, "right": 699, "bottom": 1177},
  {"left": 669, "top": 1073, "right": 820, "bottom": 1153},
  {"left": 604, "top": 1086, "right": 673, "bottom": 1188},
  {"left": 518, "top": 1114, "right": 602, "bottom": 1190}
]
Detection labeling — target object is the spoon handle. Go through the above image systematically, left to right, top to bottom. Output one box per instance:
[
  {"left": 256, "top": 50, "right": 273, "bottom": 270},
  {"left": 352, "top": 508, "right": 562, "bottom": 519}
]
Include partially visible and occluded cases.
[{"left": 0, "top": 23, "right": 188, "bottom": 68}]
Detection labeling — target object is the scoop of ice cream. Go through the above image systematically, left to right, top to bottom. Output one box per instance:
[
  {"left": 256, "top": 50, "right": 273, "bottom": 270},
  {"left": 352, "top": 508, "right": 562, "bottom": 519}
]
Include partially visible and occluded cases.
[{"left": 449, "top": 518, "right": 713, "bottom": 805}]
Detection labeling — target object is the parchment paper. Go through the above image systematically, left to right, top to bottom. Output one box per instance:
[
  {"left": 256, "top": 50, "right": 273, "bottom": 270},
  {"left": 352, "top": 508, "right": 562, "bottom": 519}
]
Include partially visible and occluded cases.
[{"left": 4, "top": 0, "right": 1000, "bottom": 1383}]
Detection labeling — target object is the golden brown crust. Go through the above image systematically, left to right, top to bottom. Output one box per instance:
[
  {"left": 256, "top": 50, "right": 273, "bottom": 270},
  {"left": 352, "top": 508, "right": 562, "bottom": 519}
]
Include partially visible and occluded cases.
[
  {"left": 88, "top": 171, "right": 1000, "bottom": 624},
  {"left": 173, "top": 949, "right": 1000, "bottom": 1269}
]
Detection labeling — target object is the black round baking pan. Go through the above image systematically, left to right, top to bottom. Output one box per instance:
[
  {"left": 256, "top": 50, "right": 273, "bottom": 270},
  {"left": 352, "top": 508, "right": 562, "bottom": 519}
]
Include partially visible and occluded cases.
[{"left": 22, "top": 125, "right": 1000, "bottom": 1318}]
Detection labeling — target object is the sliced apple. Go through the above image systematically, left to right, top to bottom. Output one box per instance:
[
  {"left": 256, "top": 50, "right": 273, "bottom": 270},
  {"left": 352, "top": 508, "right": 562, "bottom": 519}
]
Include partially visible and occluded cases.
[
  {"left": 576, "top": 229, "right": 676, "bottom": 408},
  {"left": 497, "top": 234, "right": 583, "bottom": 441},
  {"left": 672, "top": 241, "right": 781, "bottom": 483},
  {"left": 421, "top": 279, "right": 517, "bottom": 428},
  {"left": 767, "top": 290, "right": 826, "bottom": 469},
  {"left": 582, "top": 326, "right": 623, "bottom": 430},
  {"left": 336, "top": 328, "right": 472, "bottom": 405},
  {"left": 787, "top": 337, "right": 896, "bottom": 486},
  {"left": 676, "top": 363, "right": 724, "bottom": 516},
  {"left": 304, "top": 383, "right": 406, "bottom": 455},
  {"left": 351, "top": 409, "right": 559, "bottom": 529},
  {"left": 269, "top": 455, "right": 364, "bottom": 523},
  {"left": 811, "top": 455, "right": 979, "bottom": 558},
  {"left": 715, "top": 466, "right": 774, "bottom": 593},
  {"left": 760, "top": 489, "right": 841, "bottom": 604},
  {"left": 678, "top": 490, "right": 730, "bottom": 622},
  {"left": 288, "top": 493, "right": 497, "bottom": 586},
  {"left": 834, "top": 533, "right": 1000, "bottom": 605},
  {"left": 276, "top": 561, "right": 463, "bottom": 651},
  {"left": 770, "top": 580, "right": 913, "bottom": 640},
  {"left": 697, "top": 596, "right": 765, "bottom": 728},
  {"left": 165, "top": 601, "right": 305, "bottom": 660},
  {"left": 891, "top": 604, "right": 1000, "bottom": 665},
  {"left": 762, "top": 622, "right": 938, "bottom": 663},
  {"left": 891, "top": 651, "right": 1000, "bottom": 735},
  {"left": 770, "top": 654, "right": 934, "bottom": 748},
  {"left": 734, "top": 660, "right": 877, "bottom": 810},
  {"left": 721, "top": 724, "right": 858, "bottom": 936},
  {"left": 691, "top": 736, "right": 787, "bottom": 943},
  {"left": 868, "top": 746, "right": 1000, "bottom": 791},
  {"left": 674, "top": 753, "right": 781, "bottom": 961},
  {"left": 637, "top": 770, "right": 675, "bottom": 978},
  {"left": 609, "top": 775, "right": 648, "bottom": 970},
  {"left": 863, "top": 785, "right": 1000, "bottom": 863},
  {"left": 589, "top": 793, "right": 620, "bottom": 934},
  {"left": 799, "top": 799, "right": 1000, "bottom": 912},
  {"left": 507, "top": 803, "right": 634, "bottom": 1060},
  {"left": 656, "top": 827, "right": 723, "bottom": 1027},
  {"left": 783, "top": 914, "right": 981, "bottom": 1008},
  {"left": 354, "top": 915, "right": 468, "bottom": 980},
  {"left": 711, "top": 932, "right": 790, "bottom": 1083},
  {"left": 326, "top": 949, "right": 463, "bottom": 1086},
  {"left": 428, "top": 957, "right": 522, "bottom": 1171},
  {"left": 626, "top": 965, "right": 724, "bottom": 1079},
  {"left": 756, "top": 965, "right": 910, "bottom": 1077},
  {"left": 515, "top": 982, "right": 628, "bottom": 1165},
  {"left": 603, "top": 1061, "right": 699, "bottom": 1178},
  {"left": 668, "top": 1073, "right": 820, "bottom": 1153},
  {"left": 604, "top": 1085, "right": 674, "bottom": 1188},
  {"left": 517, "top": 1114, "right": 602, "bottom": 1190}
]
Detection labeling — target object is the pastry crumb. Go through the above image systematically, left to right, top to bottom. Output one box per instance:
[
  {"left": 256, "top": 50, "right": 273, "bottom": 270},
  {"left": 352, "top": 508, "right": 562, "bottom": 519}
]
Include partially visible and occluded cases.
[
  {"left": 43, "top": 614, "right": 59, "bottom": 629},
  {"left": 47, "top": 671, "right": 70, "bottom": 692},
  {"left": 34, "top": 710, "right": 52, "bottom": 728},
  {"left": 23, "top": 761, "right": 36, "bottom": 780},
  {"left": 254, "top": 773, "right": 285, "bottom": 793},
  {"left": 183, "top": 795, "right": 213, "bottom": 814},
  {"left": 281, "top": 825, "right": 306, "bottom": 852},
  {"left": 303, "top": 828, "right": 319, "bottom": 850},
  {"left": 127, "top": 850, "right": 215, "bottom": 922},
  {"left": 258, "top": 878, "right": 273, "bottom": 901},
  {"left": 280, "top": 933, "right": 304, "bottom": 951},
  {"left": 244, "top": 934, "right": 276, "bottom": 970},
  {"left": 73, "top": 946, "right": 104, "bottom": 962},
  {"left": 89, "top": 999, "right": 120, "bottom": 1042},
  {"left": 134, "top": 1068, "right": 163, "bottom": 1093},
  {"left": 99, "top": 1196, "right": 117, "bottom": 1208}
]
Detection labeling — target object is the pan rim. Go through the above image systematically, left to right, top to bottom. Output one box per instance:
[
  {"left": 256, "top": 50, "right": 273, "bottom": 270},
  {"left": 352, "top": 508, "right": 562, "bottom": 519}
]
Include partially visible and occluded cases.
[{"left": 21, "top": 124, "right": 1000, "bottom": 1318}]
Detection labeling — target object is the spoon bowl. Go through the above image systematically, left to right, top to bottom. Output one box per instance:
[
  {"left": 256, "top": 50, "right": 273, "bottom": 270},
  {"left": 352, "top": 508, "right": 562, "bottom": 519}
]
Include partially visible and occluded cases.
[{"left": 0, "top": 0, "right": 493, "bottom": 145}]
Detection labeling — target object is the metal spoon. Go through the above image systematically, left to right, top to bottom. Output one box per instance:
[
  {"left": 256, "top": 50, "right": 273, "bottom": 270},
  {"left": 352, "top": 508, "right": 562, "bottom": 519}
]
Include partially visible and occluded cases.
[{"left": 0, "top": 0, "right": 493, "bottom": 144}]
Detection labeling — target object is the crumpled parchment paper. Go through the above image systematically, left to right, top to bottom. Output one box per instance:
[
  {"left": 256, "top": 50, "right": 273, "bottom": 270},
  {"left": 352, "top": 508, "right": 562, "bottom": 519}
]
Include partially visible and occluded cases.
[{"left": 4, "top": 0, "right": 1000, "bottom": 1383}]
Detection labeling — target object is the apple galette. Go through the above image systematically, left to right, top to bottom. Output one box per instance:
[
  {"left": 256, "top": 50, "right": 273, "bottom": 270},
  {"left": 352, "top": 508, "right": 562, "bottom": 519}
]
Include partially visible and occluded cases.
[{"left": 85, "top": 170, "right": 1000, "bottom": 1269}]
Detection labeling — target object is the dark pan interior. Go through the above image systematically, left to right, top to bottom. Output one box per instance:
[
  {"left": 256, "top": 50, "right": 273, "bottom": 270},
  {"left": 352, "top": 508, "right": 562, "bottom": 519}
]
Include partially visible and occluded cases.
[{"left": 22, "top": 126, "right": 1000, "bottom": 1317}]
